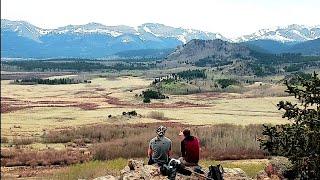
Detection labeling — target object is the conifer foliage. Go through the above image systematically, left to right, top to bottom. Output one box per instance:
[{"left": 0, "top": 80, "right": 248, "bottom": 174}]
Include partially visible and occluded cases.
[{"left": 259, "top": 72, "right": 320, "bottom": 179}]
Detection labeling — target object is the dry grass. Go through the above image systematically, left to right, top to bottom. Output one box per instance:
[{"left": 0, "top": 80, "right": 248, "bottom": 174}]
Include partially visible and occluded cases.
[
  {"left": 0, "top": 73, "right": 290, "bottom": 178},
  {"left": 1, "top": 76, "right": 292, "bottom": 139},
  {"left": 41, "top": 123, "right": 265, "bottom": 161},
  {"left": 1, "top": 137, "right": 9, "bottom": 143},
  {"left": 12, "top": 137, "right": 36, "bottom": 146},
  {"left": 1, "top": 148, "right": 91, "bottom": 167},
  {"left": 51, "top": 159, "right": 127, "bottom": 179},
  {"left": 200, "top": 159, "right": 269, "bottom": 178}
]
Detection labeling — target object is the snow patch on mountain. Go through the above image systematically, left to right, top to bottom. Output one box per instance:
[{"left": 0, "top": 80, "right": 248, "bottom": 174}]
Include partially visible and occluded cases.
[{"left": 236, "top": 24, "right": 320, "bottom": 42}]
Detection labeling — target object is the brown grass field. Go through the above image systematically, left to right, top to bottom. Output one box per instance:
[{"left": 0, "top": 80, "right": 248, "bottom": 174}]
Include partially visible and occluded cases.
[
  {"left": 1, "top": 73, "right": 294, "bottom": 178},
  {"left": 1, "top": 76, "right": 291, "bottom": 137}
]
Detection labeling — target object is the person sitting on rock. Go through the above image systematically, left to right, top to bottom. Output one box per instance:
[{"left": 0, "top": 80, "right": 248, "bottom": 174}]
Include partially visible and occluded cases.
[
  {"left": 148, "top": 125, "right": 172, "bottom": 165},
  {"left": 179, "top": 128, "right": 200, "bottom": 166}
]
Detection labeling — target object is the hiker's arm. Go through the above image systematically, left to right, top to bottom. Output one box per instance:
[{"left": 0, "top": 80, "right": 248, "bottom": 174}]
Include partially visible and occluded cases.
[
  {"left": 198, "top": 138, "right": 202, "bottom": 151},
  {"left": 148, "top": 140, "right": 153, "bottom": 157},
  {"left": 168, "top": 141, "right": 172, "bottom": 157},
  {"left": 181, "top": 141, "right": 185, "bottom": 157},
  {"left": 148, "top": 147, "right": 153, "bottom": 157},
  {"left": 167, "top": 149, "right": 172, "bottom": 157}
]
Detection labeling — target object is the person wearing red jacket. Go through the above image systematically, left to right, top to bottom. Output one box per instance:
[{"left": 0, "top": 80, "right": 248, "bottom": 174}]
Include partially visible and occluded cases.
[{"left": 179, "top": 128, "right": 200, "bottom": 166}]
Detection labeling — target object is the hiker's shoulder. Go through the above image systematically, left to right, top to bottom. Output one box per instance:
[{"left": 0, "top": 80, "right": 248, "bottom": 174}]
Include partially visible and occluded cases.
[
  {"left": 150, "top": 137, "right": 157, "bottom": 142},
  {"left": 164, "top": 137, "right": 172, "bottom": 142}
]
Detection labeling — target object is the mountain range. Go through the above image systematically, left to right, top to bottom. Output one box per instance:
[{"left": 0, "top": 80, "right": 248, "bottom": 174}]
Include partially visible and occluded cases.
[{"left": 1, "top": 19, "right": 320, "bottom": 58}]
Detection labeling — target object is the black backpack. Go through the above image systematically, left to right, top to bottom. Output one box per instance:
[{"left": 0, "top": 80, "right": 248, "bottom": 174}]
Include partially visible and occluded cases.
[
  {"left": 160, "top": 159, "right": 192, "bottom": 179},
  {"left": 207, "top": 164, "right": 224, "bottom": 180}
]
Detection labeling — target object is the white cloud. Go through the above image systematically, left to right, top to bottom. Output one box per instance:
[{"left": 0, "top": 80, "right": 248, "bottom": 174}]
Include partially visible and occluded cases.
[{"left": 1, "top": 0, "right": 319, "bottom": 38}]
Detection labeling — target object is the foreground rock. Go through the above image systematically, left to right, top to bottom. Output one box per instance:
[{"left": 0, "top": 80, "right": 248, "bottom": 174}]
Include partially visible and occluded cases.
[
  {"left": 95, "top": 157, "right": 294, "bottom": 180},
  {"left": 95, "top": 159, "right": 251, "bottom": 180}
]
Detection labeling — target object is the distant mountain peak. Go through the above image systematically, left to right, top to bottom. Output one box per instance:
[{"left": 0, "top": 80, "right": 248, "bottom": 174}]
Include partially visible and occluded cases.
[
  {"left": 1, "top": 19, "right": 229, "bottom": 58},
  {"left": 2, "top": 19, "right": 320, "bottom": 58},
  {"left": 236, "top": 24, "right": 320, "bottom": 42}
]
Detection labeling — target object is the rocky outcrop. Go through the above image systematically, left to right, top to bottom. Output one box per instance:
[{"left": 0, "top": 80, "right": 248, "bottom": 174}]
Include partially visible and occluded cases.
[
  {"left": 94, "top": 157, "right": 296, "bottom": 180},
  {"left": 95, "top": 159, "right": 252, "bottom": 180}
]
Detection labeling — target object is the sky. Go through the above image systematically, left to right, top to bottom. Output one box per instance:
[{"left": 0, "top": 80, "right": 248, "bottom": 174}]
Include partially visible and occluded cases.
[{"left": 1, "top": 0, "right": 320, "bottom": 38}]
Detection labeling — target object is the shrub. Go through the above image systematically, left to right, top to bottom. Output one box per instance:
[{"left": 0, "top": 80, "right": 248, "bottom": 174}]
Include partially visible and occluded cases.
[
  {"left": 216, "top": 79, "right": 239, "bottom": 88},
  {"left": 142, "top": 89, "right": 166, "bottom": 99},
  {"left": 143, "top": 97, "right": 151, "bottom": 103},
  {"left": 127, "top": 110, "right": 137, "bottom": 116},
  {"left": 122, "top": 111, "right": 138, "bottom": 116},
  {"left": 148, "top": 111, "right": 166, "bottom": 120},
  {"left": 42, "top": 130, "right": 74, "bottom": 143},
  {"left": 1, "top": 137, "right": 8, "bottom": 143},
  {"left": 12, "top": 137, "right": 35, "bottom": 145}
]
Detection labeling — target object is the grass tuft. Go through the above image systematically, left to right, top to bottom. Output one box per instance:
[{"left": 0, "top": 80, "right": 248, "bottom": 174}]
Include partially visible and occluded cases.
[{"left": 52, "top": 159, "right": 127, "bottom": 179}]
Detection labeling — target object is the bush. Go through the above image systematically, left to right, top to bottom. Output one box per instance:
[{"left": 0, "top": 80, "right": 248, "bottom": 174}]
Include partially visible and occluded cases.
[
  {"left": 216, "top": 79, "right": 239, "bottom": 88},
  {"left": 142, "top": 89, "right": 166, "bottom": 99},
  {"left": 143, "top": 97, "right": 151, "bottom": 103},
  {"left": 127, "top": 110, "right": 137, "bottom": 116},
  {"left": 122, "top": 111, "right": 138, "bottom": 116},
  {"left": 148, "top": 111, "right": 165, "bottom": 120},
  {"left": 1, "top": 137, "right": 8, "bottom": 143},
  {"left": 12, "top": 137, "right": 35, "bottom": 145}
]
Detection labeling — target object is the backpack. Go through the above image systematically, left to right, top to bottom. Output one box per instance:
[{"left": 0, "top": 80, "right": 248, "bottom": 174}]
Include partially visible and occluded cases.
[
  {"left": 160, "top": 164, "right": 177, "bottom": 180},
  {"left": 207, "top": 164, "right": 224, "bottom": 180}
]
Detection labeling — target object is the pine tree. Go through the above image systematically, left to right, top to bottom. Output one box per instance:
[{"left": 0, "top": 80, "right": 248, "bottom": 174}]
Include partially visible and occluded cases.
[{"left": 259, "top": 72, "right": 320, "bottom": 179}]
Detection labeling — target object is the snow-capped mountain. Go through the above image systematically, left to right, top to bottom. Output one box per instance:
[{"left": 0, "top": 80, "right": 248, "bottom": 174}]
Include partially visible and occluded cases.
[
  {"left": 1, "top": 19, "right": 227, "bottom": 58},
  {"left": 1, "top": 19, "right": 320, "bottom": 58},
  {"left": 1, "top": 19, "right": 47, "bottom": 42},
  {"left": 1, "top": 19, "right": 226, "bottom": 44},
  {"left": 48, "top": 22, "right": 227, "bottom": 43},
  {"left": 50, "top": 23, "right": 134, "bottom": 37},
  {"left": 136, "top": 23, "right": 227, "bottom": 43},
  {"left": 236, "top": 24, "right": 320, "bottom": 42}
]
